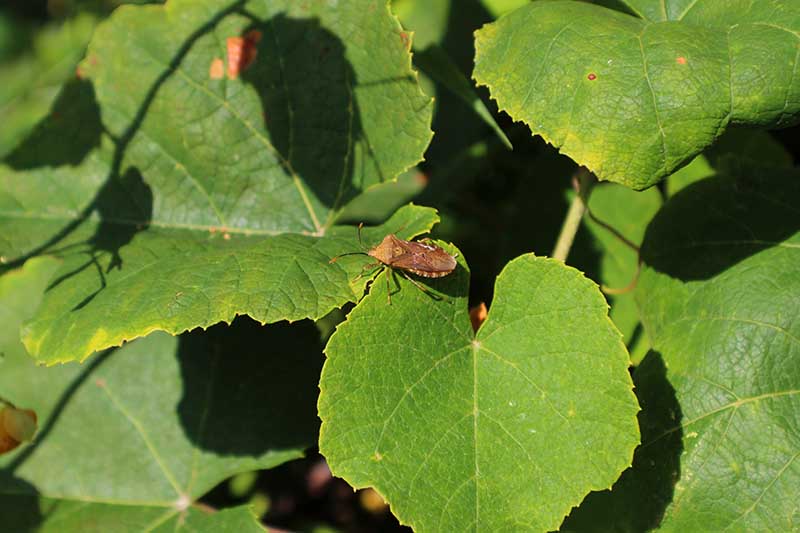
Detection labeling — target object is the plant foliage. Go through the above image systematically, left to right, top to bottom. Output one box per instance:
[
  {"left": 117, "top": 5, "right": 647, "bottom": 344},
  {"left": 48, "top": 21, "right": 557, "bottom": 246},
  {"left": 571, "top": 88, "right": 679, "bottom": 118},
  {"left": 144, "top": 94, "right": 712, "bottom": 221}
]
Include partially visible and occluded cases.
[{"left": 1, "top": 0, "right": 798, "bottom": 531}]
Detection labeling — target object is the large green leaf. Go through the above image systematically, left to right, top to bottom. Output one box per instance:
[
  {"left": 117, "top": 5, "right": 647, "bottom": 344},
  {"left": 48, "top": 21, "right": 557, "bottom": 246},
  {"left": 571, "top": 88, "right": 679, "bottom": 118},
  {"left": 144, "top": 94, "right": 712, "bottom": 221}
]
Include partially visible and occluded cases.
[
  {"left": 0, "top": 0, "right": 434, "bottom": 364},
  {"left": 473, "top": 1, "right": 800, "bottom": 189},
  {"left": 634, "top": 167, "right": 800, "bottom": 531},
  {"left": 319, "top": 251, "right": 639, "bottom": 532},
  {"left": 0, "top": 314, "right": 322, "bottom": 531}
]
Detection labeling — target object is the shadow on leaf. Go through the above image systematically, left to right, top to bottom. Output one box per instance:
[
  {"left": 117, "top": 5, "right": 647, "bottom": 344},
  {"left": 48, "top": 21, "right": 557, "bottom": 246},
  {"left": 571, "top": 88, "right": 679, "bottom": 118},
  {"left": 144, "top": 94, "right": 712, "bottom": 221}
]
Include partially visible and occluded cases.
[
  {"left": 1, "top": 1, "right": 245, "bottom": 286},
  {"left": 238, "top": 10, "right": 372, "bottom": 223},
  {"left": 4, "top": 78, "right": 102, "bottom": 170},
  {"left": 640, "top": 168, "right": 800, "bottom": 281},
  {"left": 177, "top": 317, "right": 323, "bottom": 456},
  {"left": 559, "top": 351, "right": 683, "bottom": 532},
  {"left": 0, "top": 477, "right": 45, "bottom": 533}
]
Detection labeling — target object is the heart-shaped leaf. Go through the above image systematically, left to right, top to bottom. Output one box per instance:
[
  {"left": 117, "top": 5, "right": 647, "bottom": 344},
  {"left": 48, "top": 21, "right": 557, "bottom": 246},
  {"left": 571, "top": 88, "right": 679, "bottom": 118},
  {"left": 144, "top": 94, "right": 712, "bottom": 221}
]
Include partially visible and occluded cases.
[
  {"left": 0, "top": 0, "right": 434, "bottom": 364},
  {"left": 473, "top": 1, "right": 800, "bottom": 189},
  {"left": 634, "top": 166, "right": 800, "bottom": 531},
  {"left": 319, "top": 251, "right": 640, "bottom": 532}
]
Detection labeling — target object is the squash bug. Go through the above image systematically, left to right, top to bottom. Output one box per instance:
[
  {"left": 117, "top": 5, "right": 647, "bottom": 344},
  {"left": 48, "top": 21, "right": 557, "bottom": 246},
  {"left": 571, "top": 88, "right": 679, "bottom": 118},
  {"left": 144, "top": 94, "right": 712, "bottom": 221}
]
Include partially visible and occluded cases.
[{"left": 330, "top": 224, "right": 456, "bottom": 304}]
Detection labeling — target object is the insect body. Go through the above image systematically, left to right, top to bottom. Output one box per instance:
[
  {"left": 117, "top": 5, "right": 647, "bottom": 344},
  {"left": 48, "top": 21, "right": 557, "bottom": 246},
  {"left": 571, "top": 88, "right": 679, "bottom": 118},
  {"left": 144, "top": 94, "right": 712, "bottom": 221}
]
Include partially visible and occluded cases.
[
  {"left": 330, "top": 225, "right": 457, "bottom": 304},
  {"left": 366, "top": 234, "right": 456, "bottom": 278}
]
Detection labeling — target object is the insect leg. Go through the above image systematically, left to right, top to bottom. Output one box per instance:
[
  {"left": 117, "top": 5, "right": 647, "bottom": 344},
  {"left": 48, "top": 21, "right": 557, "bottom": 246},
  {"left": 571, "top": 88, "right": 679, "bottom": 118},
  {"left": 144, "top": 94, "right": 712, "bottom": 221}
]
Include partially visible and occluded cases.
[
  {"left": 352, "top": 262, "right": 382, "bottom": 282},
  {"left": 385, "top": 267, "right": 393, "bottom": 305},
  {"left": 400, "top": 271, "right": 444, "bottom": 301}
]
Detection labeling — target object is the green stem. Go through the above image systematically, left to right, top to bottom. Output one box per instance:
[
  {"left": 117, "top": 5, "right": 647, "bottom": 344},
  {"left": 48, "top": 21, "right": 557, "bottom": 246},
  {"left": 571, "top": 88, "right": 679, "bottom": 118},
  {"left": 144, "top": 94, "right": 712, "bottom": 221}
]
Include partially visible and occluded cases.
[{"left": 552, "top": 169, "right": 596, "bottom": 263}]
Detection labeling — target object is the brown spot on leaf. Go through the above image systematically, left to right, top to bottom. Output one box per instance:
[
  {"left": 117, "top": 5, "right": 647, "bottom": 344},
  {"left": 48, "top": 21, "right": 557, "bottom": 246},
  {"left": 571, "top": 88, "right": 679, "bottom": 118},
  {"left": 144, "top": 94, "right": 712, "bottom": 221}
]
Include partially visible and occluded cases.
[
  {"left": 227, "top": 31, "right": 261, "bottom": 79},
  {"left": 676, "top": 56, "right": 687, "bottom": 65},
  {"left": 209, "top": 57, "right": 224, "bottom": 79},
  {"left": 587, "top": 73, "right": 597, "bottom": 81}
]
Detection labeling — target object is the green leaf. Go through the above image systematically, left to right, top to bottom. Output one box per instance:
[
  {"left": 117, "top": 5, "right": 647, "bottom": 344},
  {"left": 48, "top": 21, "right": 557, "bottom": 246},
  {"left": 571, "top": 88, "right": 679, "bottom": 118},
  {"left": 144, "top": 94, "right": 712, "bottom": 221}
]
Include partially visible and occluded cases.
[
  {"left": 0, "top": 0, "right": 436, "bottom": 364},
  {"left": 473, "top": 1, "right": 800, "bottom": 189},
  {"left": 634, "top": 168, "right": 800, "bottom": 531},
  {"left": 581, "top": 183, "right": 661, "bottom": 364},
  {"left": 319, "top": 251, "right": 639, "bottom": 532},
  {"left": 0, "top": 317, "right": 322, "bottom": 531}
]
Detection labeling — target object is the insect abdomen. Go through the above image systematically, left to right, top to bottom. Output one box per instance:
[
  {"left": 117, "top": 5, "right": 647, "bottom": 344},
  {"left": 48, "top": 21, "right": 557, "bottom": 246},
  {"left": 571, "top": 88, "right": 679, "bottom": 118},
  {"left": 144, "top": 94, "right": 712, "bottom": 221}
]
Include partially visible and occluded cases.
[{"left": 407, "top": 268, "right": 452, "bottom": 278}]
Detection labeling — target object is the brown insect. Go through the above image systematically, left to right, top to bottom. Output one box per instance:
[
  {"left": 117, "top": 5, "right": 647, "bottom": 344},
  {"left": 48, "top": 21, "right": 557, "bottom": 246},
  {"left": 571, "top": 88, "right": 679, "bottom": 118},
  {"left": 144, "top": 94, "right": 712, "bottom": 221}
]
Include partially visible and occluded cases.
[{"left": 330, "top": 224, "right": 457, "bottom": 304}]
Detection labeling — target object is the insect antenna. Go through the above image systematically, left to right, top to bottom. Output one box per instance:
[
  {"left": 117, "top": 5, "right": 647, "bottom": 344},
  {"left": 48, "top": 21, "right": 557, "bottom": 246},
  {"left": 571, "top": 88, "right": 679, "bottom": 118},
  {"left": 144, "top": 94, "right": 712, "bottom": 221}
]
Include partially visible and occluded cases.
[
  {"left": 329, "top": 223, "right": 370, "bottom": 263},
  {"left": 328, "top": 251, "right": 369, "bottom": 263}
]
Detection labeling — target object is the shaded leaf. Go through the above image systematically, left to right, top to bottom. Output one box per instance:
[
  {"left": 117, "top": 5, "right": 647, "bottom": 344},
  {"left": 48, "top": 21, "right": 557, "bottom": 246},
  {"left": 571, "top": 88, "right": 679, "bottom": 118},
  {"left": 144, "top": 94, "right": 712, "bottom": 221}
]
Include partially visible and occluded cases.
[
  {"left": 79, "top": 0, "right": 431, "bottom": 233},
  {"left": 392, "top": 0, "right": 499, "bottom": 183},
  {"left": 474, "top": 1, "right": 800, "bottom": 189},
  {"left": 667, "top": 128, "right": 793, "bottom": 196},
  {"left": 634, "top": 167, "right": 800, "bottom": 531},
  {"left": 320, "top": 251, "right": 639, "bottom": 532},
  {"left": 0, "top": 324, "right": 321, "bottom": 496}
]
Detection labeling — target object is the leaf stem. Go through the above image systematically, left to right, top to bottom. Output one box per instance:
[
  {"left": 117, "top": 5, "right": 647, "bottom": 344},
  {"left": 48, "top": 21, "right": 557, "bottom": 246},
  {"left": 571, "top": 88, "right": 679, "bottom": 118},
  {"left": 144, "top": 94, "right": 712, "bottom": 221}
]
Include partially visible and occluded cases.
[{"left": 552, "top": 169, "right": 595, "bottom": 263}]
